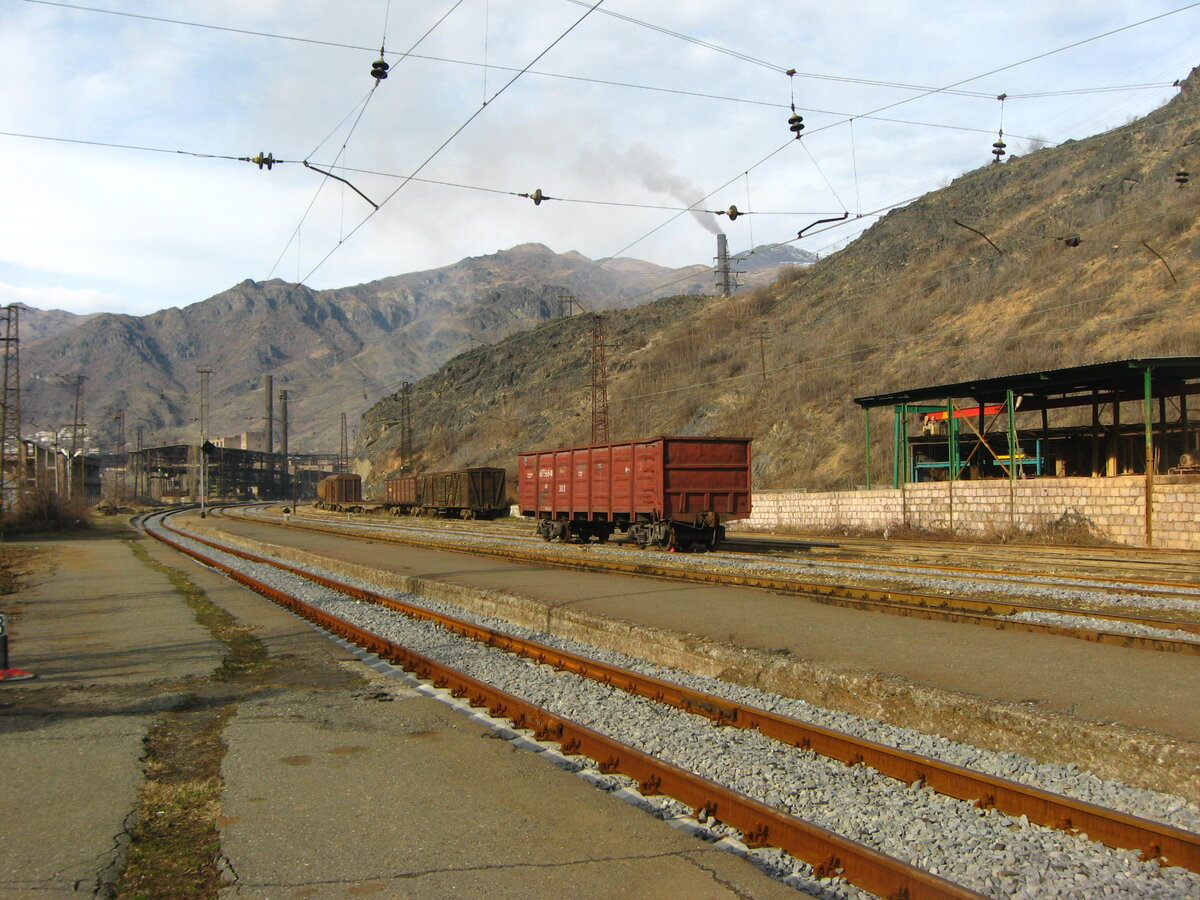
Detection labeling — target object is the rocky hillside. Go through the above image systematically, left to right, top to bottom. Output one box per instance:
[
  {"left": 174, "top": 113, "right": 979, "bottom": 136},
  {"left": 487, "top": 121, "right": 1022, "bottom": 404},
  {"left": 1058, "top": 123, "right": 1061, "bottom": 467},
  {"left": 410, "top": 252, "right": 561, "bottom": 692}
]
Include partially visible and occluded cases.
[
  {"left": 357, "top": 72, "right": 1200, "bottom": 492},
  {"left": 18, "top": 244, "right": 717, "bottom": 450},
  {"left": 13, "top": 304, "right": 98, "bottom": 344}
]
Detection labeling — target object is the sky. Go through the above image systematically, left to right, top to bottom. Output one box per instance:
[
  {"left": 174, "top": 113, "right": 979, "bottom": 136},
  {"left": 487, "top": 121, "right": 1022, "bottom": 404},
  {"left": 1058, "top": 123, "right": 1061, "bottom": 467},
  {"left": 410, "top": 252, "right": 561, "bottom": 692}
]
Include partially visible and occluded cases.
[{"left": 1, "top": 0, "right": 1198, "bottom": 317}]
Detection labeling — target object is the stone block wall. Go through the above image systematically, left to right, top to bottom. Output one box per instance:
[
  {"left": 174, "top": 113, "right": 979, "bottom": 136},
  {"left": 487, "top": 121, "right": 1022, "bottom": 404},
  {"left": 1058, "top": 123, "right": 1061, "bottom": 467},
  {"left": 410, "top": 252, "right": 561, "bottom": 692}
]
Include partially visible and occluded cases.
[{"left": 739, "top": 475, "right": 1200, "bottom": 550}]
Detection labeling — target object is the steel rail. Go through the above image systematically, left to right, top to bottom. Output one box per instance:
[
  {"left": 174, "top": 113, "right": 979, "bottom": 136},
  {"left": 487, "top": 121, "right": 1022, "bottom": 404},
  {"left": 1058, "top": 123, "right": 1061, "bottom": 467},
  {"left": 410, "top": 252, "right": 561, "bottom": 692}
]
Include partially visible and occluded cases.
[
  {"left": 237, "top": 508, "right": 1200, "bottom": 654},
  {"left": 288, "top": 509, "right": 1200, "bottom": 599},
  {"left": 300, "top": 511, "right": 1200, "bottom": 595},
  {"left": 146, "top": 513, "right": 984, "bottom": 900},
  {"left": 163, "top": 513, "right": 1200, "bottom": 872},
  {"left": 756, "top": 533, "right": 1200, "bottom": 579},
  {"left": 724, "top": 536, "right": 1200, "bottom": 596}
]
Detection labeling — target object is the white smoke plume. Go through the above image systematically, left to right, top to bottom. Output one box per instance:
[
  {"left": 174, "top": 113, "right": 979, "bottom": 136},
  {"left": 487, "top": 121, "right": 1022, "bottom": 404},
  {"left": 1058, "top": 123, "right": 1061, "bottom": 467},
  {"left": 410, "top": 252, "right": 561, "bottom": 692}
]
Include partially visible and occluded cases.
[{"left": 581, "top": 142, "right": 724, "bottom": 235}]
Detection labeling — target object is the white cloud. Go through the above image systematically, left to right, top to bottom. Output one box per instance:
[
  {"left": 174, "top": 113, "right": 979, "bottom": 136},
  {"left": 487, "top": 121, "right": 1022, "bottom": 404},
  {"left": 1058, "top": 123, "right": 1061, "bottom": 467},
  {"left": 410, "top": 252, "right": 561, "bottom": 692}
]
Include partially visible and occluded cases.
[
  {"left": 1, "top": 1, "right": 1195, "bottom": 314},
  {"left": 0, "top": 282, "right": 125, "bottom": 316}
]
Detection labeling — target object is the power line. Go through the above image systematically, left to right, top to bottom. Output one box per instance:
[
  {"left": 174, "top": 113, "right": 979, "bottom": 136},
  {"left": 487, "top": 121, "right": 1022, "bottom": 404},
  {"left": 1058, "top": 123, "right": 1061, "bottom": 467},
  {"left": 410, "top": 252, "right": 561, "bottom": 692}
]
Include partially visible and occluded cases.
[
  {"left": 19, "top": 0, "right": 1177, "bottom": 117},
  {"left": 268, "top": 0, "right": 469, "bottom": 279},
  {"left": 297, "top": 0, "right": 609, "bottom": 284},
  {"left": 595, "top": 3, "right": 1200, "bottom": 263}
]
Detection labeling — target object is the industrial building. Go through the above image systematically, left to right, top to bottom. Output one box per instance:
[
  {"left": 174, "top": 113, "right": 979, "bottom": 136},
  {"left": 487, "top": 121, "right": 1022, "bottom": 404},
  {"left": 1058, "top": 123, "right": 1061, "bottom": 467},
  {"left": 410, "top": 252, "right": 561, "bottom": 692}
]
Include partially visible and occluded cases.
[{"left": 854, "top": 358, "right": 1200, "bottom": 486}]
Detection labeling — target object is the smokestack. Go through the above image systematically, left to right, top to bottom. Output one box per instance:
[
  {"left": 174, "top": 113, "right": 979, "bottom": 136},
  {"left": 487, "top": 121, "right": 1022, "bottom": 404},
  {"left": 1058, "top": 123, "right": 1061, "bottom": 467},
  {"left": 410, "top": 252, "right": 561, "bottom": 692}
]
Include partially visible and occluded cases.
[
  {"left": 715, "top": 234, "right": 731, "bottom": 297},
  {"left": 264, "top": 375, "right": 274, "bottom": 455},
  {"left": 279, "top": 390, "right": 288, "bottom": 459}
]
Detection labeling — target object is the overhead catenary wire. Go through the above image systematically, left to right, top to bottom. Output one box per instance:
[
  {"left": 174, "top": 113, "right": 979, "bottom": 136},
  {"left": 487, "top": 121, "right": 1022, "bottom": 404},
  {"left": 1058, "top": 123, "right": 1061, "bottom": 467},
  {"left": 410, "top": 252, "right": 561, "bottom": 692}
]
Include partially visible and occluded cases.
[
  {"left": 11, "top": 0, "right": 1200, "bottom": 422},
  {"left": 18, "top": 0, "right": 1181, "bottom": 123},
  {"left": 267, "top": 0, "right": 469, "bottom": 278},
  {"left": 297, "top": 0, "right": 613, "bottom": 284},
  {"left": 600, "top": 3, "right": 1200, "bottom": 265},
  {"left": 500, "top": 96, "right": 1200, "bottom": 375}
]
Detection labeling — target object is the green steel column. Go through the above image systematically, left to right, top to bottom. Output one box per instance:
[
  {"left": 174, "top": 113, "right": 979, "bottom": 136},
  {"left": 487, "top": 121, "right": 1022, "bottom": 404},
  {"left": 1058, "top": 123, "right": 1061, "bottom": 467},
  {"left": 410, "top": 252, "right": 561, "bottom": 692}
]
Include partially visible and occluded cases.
[
  {"left": 1144, "top": 366, "right": 1154, "bottom": 546},
  {"left": 1006, "top": 389, "right": 1016, "bottom": 485},
  {"left": 1007, "top": 389, "right": 1016, "bottom": 532},
  {"left": 902, "top": 403, "right": 911, "bottom": 484},
  {"left": 864, "top": 406, "right": 872, "bottom": 490},
  {"left": 892, "top": 406, "right": 900, "bottom": 489}
]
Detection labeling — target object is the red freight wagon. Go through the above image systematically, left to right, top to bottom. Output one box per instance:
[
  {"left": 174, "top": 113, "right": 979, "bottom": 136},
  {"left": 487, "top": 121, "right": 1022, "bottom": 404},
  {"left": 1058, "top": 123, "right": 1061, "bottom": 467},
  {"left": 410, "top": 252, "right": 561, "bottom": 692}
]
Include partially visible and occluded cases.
[
  {"left": 518, "top": 436, "right": 751, "bottom": 550},
  {"left": 417, "top": 467, "right": 508, "bottom": 519},
  {"left": 316, "top": 473, "right": 362, "bottom": 507},
  {"left": 383, "top": 475, "right": 418, "bottom": 506}
]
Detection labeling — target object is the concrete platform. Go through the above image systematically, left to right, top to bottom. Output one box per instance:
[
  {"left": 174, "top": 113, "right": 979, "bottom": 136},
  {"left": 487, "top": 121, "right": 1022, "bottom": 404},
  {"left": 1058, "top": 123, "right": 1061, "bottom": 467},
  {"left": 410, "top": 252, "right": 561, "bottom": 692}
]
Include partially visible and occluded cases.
[
  {"left": 190, "top": 509, "right": 1200, "bottom": 799},
  {"left": 195, "top": 510, "right": 1200, "bottom": 737},
  {"left": 0, "top": 522, "right": 805, "bottom": 899},
  {"left": 0, "top": 527, "right": 223, "bottom": 899}
]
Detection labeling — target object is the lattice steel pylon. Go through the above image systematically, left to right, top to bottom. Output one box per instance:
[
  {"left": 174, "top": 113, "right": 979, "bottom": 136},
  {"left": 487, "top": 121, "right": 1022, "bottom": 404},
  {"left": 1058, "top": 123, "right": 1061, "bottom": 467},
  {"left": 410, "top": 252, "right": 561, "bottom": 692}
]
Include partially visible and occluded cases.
[
  {"left": 0, "top": 305, "right": 23, "bottom": 522},
  {"left": 590, "top": 313, "right": 609, "bottom": 445},
  {"left": 398, "top": 382, "right": 413, "bottom": 473},
  {"left": 340, "top": 412, "right": 349, "bottom": 474}
]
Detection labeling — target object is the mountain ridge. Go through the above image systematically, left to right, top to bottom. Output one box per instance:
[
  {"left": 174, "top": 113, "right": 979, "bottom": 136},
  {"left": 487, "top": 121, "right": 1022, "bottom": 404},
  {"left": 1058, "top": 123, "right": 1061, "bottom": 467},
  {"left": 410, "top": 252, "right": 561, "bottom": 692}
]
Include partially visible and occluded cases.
[{"left": 18, "top": 244, "right": 745, "bottom": 450}]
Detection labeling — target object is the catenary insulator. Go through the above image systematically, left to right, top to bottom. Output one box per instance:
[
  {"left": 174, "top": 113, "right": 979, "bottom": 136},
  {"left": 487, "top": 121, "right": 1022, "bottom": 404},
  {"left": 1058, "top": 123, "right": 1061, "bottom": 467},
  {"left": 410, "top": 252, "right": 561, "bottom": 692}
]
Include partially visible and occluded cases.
[
  {"left": 371, "top": 58, "right": 390, "bottom": 81},
  {"left": 788, "top": 113, "right": 804, "bottom": 137},
  {"left": 991, "top": 140, "right": 1006, "bottom": 160},
  {"left": 252, "top": 152, "right": 275, "bottom": 170},
  {"left": 1176, "top": 167, "right": 1190, "bottom": 186},
  {"left": 726, "top": 205, "right": 740, "bottom": 221}
]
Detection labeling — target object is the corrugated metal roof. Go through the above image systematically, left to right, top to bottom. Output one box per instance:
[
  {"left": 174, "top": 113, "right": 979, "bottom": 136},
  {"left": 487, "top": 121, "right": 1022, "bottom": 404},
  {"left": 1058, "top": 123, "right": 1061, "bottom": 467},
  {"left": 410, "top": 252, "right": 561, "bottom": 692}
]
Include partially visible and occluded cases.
[{"left": 853, "top": 357, "right": 1200, "bottom": 408}]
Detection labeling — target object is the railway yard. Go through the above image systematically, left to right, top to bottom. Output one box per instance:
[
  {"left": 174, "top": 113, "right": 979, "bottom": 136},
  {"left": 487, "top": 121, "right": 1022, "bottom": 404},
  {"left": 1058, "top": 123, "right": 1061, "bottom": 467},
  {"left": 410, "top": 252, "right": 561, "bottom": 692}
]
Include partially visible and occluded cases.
[
  {"left": 1, "top": 503, "right": 1198, "bottom": 897},
  {"left": 47, "top": 504, "right": 1195, "bottom": 897}
]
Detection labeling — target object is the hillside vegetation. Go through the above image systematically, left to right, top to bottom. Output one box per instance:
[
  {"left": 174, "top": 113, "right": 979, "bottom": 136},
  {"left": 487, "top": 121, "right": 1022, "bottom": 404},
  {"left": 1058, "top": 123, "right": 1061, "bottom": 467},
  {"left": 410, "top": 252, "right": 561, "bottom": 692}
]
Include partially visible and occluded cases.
[{"left": 359, "top": 73, "right": 1200, "bottom": 491}]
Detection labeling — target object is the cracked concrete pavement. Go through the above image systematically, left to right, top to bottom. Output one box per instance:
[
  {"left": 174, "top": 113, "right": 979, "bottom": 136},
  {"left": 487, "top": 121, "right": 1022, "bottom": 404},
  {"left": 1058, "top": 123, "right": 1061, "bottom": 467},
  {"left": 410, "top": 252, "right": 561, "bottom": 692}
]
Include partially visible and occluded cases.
[{"left": 0, "top": 527, "right": 223, "bottom": 899}]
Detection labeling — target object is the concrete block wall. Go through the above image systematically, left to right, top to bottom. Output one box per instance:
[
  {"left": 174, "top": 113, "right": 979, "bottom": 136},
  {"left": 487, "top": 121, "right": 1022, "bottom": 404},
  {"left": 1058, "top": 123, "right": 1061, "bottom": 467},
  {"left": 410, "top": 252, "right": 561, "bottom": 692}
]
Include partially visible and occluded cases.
[{"left": 739, "top": 476, "right": 1200, "bottom": 550}]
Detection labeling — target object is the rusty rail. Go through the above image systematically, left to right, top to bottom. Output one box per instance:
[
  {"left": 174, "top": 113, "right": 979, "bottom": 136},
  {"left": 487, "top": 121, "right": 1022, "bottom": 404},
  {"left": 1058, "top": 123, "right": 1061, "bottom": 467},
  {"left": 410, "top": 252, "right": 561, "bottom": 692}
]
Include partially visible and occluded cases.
[
  {"left": 250, "top": 508, "right": 1200, "bottom": 654},
  {"left": 163, "top": 512, "right": 1200, "bottom": 872},
  {"left": 147, "top": 513, "right": 984, "bottom": 900}
]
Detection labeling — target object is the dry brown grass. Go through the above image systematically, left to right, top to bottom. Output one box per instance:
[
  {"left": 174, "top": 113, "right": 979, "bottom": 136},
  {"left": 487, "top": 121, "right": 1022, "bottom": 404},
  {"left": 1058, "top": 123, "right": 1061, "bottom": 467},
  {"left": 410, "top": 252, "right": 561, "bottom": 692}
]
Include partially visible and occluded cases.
[{"left": 359, "top": 86, "right": 1200, "bottom": 494}]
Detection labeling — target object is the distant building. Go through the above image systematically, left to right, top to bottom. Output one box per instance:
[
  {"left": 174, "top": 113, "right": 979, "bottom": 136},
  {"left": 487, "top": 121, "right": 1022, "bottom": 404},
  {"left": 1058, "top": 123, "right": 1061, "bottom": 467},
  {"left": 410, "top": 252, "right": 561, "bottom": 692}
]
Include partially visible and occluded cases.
[
  {"left": 214, "top": 431, "right": 267, "bottom": 452},
  {"left": 4, "top": 439, "right": 102, "bottom": 506}
]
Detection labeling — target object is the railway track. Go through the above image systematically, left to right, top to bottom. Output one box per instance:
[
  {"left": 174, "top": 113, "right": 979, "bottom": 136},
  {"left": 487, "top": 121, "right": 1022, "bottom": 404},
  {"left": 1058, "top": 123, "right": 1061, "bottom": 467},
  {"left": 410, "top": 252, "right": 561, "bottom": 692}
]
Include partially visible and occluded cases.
[
  {"left": 231, "top": 505, "right": 1200, "bottom": 655},
  {"left": 143, "top": 508, "right": 1200, "bottom": 898},
  {"left": 733, "top": 532, "right": 1200, "bottom": 588}
]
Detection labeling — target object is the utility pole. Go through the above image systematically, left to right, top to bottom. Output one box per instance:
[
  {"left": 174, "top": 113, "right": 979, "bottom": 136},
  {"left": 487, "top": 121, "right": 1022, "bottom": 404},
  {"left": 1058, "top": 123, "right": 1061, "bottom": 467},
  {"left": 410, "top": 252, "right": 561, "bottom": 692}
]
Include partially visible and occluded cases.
[
  {"left": 558, "top": 291, "right": 582, "bottom": 318},
  {"left": 0, "top": 305, "right": 23, "bottom": 521},
  {"left": 590, "top": 313, "right": 610, "bottom": 445},
  {"left": 750, "top": 324, "right": 771, "bottom": 383},
  {"left": 197, "top": 367, "right": 212, "bottom": 516},
  {"left": 58, "top": 374, "right": 85, "bottom": 500},
  {"left": 264, "top": 374, "right": 275, "bottom": 498},
  {"left": 399, "top": 382, "right": 413, "bottom": 473},
  {"left": 279, "top": 389, "right": 289, "bottom": 500},
  {"left": 112, "top": 410, "right": 126, "bottom": 501},
  {"left": 339, "top": 412, "right": 349, "bottom": 474},
  {"left": 135, "top": 424, "right": 144, "bottom": 500}
]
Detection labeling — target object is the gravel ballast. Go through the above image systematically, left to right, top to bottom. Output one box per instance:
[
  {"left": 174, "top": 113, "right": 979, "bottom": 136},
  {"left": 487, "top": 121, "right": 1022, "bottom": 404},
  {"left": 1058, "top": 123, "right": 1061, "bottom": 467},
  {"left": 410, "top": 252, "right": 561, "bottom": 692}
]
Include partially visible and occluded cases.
[{"left": 153, "top": 515, "right": 1200, "bottom": 899}]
